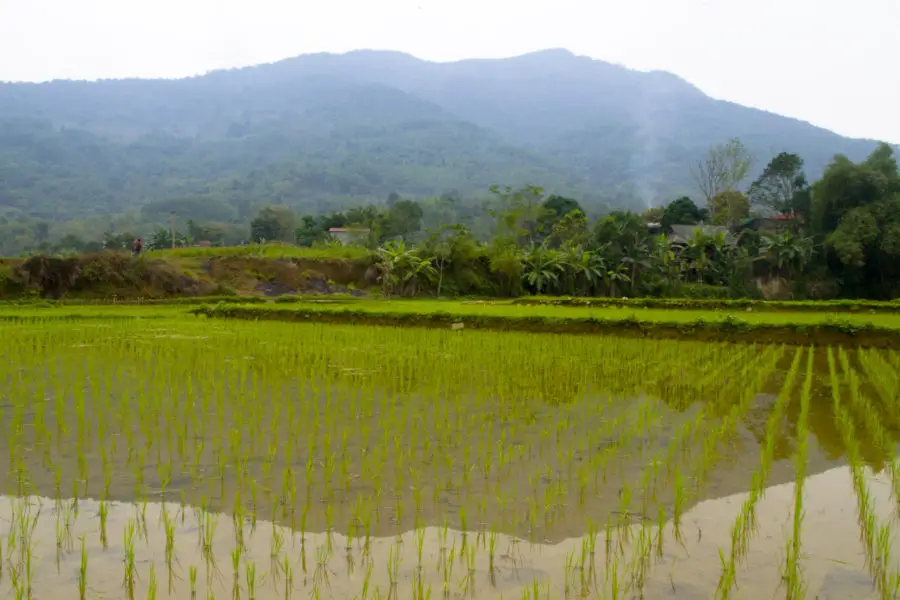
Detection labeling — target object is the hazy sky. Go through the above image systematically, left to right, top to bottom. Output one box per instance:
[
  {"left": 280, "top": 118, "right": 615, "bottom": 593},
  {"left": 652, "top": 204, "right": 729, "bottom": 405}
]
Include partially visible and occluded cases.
[{"left": 1, "top": 0, "right": 898, "bottom": 143}]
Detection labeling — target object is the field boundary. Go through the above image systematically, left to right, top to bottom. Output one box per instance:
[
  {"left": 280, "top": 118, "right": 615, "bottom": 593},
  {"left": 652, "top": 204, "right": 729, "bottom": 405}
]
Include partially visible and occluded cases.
[
  {"left": 6, "top": 293, "right": 900, "bottom": 314},
  {"left": 512, "top": 296, "right": 900, "bottom": 313},
  {"left": 190, "top": 304, "right": 900, "bottom": 348}
]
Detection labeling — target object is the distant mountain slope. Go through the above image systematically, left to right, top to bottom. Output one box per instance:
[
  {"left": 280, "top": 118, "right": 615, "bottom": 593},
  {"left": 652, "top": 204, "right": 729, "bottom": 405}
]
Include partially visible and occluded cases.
[{"left": 0, "top": 48, "right": 888, "bottom": 221}]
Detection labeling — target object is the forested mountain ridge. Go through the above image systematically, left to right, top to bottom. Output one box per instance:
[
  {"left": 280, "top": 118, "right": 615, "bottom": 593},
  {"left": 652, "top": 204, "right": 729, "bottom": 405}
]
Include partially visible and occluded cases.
[{"left": 0, "top": 48, "right": 889, "bottom": 231}]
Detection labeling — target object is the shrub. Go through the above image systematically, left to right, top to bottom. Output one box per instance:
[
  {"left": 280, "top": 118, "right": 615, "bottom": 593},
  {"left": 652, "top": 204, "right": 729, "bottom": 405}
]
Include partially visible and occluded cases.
[{"left": 679, "top": 284, "right": 730, "bottom": 299}]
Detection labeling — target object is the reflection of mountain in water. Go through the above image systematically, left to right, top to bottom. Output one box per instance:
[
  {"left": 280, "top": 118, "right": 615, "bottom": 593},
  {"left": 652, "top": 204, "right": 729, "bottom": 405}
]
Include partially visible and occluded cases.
[{"left": 0, "top": 324, "right": 896, "bottom": 550}]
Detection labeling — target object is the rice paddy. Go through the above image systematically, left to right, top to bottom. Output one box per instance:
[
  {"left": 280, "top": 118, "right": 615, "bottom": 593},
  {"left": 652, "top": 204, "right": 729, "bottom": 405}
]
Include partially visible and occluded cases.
[{"left": 2, "top": 313, "right": 900, "bottom": 599}]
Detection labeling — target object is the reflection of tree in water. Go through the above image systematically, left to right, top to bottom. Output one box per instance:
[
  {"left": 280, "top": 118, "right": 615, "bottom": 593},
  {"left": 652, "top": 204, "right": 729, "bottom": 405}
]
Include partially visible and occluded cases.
[{"left": 638, "top": 346, "right": 899, "bottom": 478}]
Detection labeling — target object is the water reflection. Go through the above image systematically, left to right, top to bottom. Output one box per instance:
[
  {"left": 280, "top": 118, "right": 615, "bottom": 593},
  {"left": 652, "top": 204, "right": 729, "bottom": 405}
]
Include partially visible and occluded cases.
[{"left": 0, "top": 465, "right": 890, "bottom": 599}]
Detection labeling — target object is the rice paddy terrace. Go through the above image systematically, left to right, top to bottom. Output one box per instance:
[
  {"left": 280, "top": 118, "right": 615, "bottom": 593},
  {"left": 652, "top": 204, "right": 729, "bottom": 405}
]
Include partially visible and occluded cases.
[{"left": 2, "top": 301, "right": 900, "bottom": 599}]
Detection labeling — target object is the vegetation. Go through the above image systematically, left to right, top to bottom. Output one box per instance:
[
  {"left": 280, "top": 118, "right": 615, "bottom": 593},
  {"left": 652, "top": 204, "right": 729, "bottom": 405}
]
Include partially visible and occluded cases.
[
  {"left": 0, "top": 49, "right": 890, "bottom": 256},
  {"left": 4, "top": 137, "right": 897, "bottom": 303},
  {"left": 0, "top": 248, "right": 374, "bottom": 300},
  {"left": 190, "top": 299, "right": 900, "bottom": 348},
  {"left": 1, "top": 314, "right": 899, "bottom": 598}
]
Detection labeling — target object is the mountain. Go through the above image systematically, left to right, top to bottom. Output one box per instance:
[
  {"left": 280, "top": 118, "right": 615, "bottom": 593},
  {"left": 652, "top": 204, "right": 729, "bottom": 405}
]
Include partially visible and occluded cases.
[{"left": 0, "top": 48, "right": 887, "bottom": 224}]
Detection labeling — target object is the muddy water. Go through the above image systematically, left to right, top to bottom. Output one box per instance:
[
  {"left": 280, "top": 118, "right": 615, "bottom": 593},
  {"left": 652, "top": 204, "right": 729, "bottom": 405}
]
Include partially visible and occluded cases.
[{"left": 0, "top": 465, "right": 890, "bottom": 600}]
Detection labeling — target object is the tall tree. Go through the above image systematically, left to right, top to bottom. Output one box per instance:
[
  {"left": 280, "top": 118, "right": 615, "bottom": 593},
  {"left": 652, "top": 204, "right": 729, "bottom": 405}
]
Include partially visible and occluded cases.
[
  {"left": 691, "top": 138, "right": 753, "bottom": 212},
  {"left": 812, "top": 143, "right": 900, "bottom": 296},
  {"left": 811, "top": 146, "right": 895, "bottom": 234},
  {"left": 748, "top": 152, "right": 807, "bottom": 215},
  {"left": 488, "top": 185, "right": 548, "bottom": 247},
  {"left": 709, "top": 190, "right": 751, "bottom": 227},
  {"left": 538, "top": 195, "right": 583, "bottom": 235},
  {"left": 660, "top": 197, "right": 704, "bottom": 232},
  {"left": 380, "top": 199, "right": 424, "bottom": 241},
  {"left": 250, "top": 205, "right": 296, "bottom": 243},
  {"left": 547, "top": 209, "right": 589, "bottom": 249},
  {"left": 295, "top": 215, "right": 326, "bottom": 247}
]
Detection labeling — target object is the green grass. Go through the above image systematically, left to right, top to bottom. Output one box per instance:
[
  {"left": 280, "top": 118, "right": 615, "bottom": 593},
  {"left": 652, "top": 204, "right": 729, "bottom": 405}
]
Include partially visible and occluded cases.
[
  {"left": 151, "top": 243, "right": 372, "bottom": 261},
  {"left": 516, "top": 295, "right": 900, "bottom": 313},
  {"left": 7, "top": 298, "right": 900, "bottom": 343},
  {"left": 198, "top": 298, "right": 900, "bottom": 329},
  {"left": 0, "top": 304, "right": 188, "bottom": 319}
]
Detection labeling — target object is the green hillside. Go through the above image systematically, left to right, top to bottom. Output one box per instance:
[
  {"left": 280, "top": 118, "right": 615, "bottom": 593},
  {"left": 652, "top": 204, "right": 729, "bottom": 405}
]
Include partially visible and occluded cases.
[{"left": 0, "top": 48, "right": 891, "bottom": 253}]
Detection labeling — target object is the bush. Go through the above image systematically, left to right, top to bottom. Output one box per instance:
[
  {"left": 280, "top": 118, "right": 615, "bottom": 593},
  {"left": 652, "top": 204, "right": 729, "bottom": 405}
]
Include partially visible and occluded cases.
[
  {"left": 0, "top": 264, "right": 25, "bottom": 296},
  {"left": 679, "top": 284, "right": 730, "bottom": 299}
]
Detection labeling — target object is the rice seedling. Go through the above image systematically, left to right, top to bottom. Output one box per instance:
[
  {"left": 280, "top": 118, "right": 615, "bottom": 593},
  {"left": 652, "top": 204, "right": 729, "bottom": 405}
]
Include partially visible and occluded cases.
[
  {"left": 99, "top": 500, "right": 109, "bottom": 548},
  {"left": 124, "top": 519, "right": 137, "bottom": 600},
  {"left": 77, "top": 534, "right": 88, "bottom": 600},
  {"left": 245, "top": 561, "right": 258, "bottom": 600},
  {"left": 148, "top": 563, "right": 158, "bottom": 600},
  {"left": 189, "top": 565, "right": 198, "bottom": 600}
]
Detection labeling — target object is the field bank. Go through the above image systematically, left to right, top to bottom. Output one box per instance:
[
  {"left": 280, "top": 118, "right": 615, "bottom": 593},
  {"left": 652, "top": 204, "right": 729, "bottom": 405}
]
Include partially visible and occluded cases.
[{"left": 193, "top": 299, "right": 900, "bottom": 348}]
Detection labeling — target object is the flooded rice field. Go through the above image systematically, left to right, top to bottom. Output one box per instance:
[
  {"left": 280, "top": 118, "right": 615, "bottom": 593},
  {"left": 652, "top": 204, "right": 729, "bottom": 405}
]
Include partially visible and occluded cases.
[{"left": 1, "top": 317, "right": 899, "bottom": 599}]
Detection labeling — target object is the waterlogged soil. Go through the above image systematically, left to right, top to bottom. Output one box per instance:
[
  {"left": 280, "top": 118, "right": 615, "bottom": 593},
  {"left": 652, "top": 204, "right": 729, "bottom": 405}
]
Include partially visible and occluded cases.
[
  {"left": 2, "top": 319, "right": 900, "bottom": 598},
  {"left": 0, "top": 466, "right": 893, "bottom": 600}
]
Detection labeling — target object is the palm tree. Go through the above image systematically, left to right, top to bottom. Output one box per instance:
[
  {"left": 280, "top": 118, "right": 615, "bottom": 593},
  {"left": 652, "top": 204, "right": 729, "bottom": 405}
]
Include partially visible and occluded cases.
[
  {"left": 682, "top": 230, "right": 729, "bottom": 284},
  {"left": 759, "top": 231, "right": 814, "bottom": 278},
  {"left": 647, "top": 234, "right": 680, "bottom": 293},
  {"left": 376, "top": 240, "right": 437, "bottom": 297},
  {"left": 522, "top": 244, "right": 563, "bottom": 295},
  {"left": 560, "top": 245, "right": 585, "bottom": 295},
  {"left": 580, "top": 251, "right": 607, "bottom": 296},
  {"left": 604, "top": 263, "right": 631, "bottom": 297}
]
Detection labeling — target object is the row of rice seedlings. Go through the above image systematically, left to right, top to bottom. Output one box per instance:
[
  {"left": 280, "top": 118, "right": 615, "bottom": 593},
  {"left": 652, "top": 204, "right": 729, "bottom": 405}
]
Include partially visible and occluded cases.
[
  {"left": 559, "top": 343, "right": 779, "bottom": 599},
  {"left": 576, "top": 343, "right": 756, "bottom": 597},
  {"left": 625, "top": 344, "right": 784, "bottom": 596},
  {"left": 615, "top": 345, "right": 773, "bottom": 595},
  {"left": 684, "top": 345, "right": 786, "bottom": 502},
  {"left": 716, "top": 346, "right": 807, "bottom": 598},
  {"left": 779, "top": 347, "right": 814, "bottom": 600},
  {"left": 828, "top": 347, "right": 899, "bottom": 600},
  {"left": 834, "top": 348, "right": 900, "bottom": 598},
  {"left": 856, "top": 348, "right": 900, "bottom": 516},
  {"left": 857, "top": 349, "right": 900, "bottom": 429},
  {"left": 4, "top": 498, "right": 39, "bottom": 600}
]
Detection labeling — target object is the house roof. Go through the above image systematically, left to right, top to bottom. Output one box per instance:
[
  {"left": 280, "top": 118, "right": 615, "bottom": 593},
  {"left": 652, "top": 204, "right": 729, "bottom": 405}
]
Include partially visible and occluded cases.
[
  {"left": 736, "top": 213, "right": 796, "bottom": 230},
  {"left": 669, "top": 224, "right": 736, "bottom": 245}
]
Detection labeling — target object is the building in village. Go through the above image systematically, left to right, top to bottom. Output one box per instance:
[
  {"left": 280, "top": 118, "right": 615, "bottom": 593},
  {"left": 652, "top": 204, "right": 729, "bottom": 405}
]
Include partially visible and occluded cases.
[{"left": 328, "top": 227, "right": 371, "bottom": 245}]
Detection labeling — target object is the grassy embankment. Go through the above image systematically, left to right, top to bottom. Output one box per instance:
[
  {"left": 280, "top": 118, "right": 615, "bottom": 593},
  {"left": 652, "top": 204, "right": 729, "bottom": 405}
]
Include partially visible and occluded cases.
[
  {"left": 0, "top": 244, "right": 374, "bottom": 300},
  {"left": 514, "top": 295, "right": 900, "bottom": 313}
]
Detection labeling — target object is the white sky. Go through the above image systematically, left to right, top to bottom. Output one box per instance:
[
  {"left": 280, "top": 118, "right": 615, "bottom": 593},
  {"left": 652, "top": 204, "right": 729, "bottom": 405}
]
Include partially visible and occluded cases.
[{"left": 1, "top": 0, "right": 898, "bottom": 143}]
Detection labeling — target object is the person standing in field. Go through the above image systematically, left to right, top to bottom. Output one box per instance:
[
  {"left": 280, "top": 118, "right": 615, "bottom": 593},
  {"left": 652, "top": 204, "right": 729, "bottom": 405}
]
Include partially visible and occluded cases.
[{"left": 132, "top": 238, "right": 143, "bottom": 256}]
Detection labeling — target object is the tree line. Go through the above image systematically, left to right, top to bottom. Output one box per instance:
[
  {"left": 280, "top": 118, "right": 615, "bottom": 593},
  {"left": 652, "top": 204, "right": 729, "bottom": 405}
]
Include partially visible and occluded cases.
[
  {"left": 19, "top": 139, "right": 900, "bottom": 300},
  {"left": 241, "top": 140, "right": 899, "bottom": 300}
]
